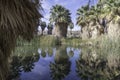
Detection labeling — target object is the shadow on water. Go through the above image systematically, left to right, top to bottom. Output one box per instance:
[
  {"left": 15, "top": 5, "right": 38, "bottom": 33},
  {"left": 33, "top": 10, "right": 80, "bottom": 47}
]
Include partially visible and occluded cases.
[{"left": 10, "top": 45, "right": 120, "bottom": 80}]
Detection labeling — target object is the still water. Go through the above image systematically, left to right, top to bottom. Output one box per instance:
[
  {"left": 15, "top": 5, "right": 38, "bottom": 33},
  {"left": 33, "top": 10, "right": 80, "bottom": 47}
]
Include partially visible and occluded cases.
[{"left": 11, "top": 46, "right": 120, "bottom": 80}]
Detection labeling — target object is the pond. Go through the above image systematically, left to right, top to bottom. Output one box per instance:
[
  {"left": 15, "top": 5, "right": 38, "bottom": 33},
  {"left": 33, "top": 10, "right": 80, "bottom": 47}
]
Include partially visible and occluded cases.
[{"left": 10, "top": 45, "right": 120, "bottom": 80}]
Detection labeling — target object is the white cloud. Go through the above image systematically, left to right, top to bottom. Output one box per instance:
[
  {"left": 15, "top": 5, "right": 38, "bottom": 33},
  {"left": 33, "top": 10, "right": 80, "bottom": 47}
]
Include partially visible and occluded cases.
[
  {"left": 42, "top": 0, "right": 51, "bottom": 11},
  {"left": 44, "top": 14, "right": 50, "bottom": 19}
]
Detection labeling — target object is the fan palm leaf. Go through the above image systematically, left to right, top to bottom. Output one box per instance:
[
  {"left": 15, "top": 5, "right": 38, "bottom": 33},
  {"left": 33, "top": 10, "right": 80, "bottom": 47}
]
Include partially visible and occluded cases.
[
  {"left": 0, "top": 0, "right": 42, "bottom": 79},
  {"left": 49, "top": 4, "right": 71, "bottom": 25}
]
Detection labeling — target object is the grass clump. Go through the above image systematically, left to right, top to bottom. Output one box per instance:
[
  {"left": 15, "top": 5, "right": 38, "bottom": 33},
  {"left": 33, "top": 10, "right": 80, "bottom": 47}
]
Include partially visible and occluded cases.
[
  {"left": 39, "top": 35, "right": 61, "bottom": 46},
  {"left": 93, "top": 35, "right": 120, "bottom": 70},
  {"left": 61, "top": 37, "right": 82, "bottom": 47}
]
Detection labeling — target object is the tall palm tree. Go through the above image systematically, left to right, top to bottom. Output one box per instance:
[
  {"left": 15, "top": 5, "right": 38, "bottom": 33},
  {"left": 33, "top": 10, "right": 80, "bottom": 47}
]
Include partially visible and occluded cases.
[
  {"left": 0, "top": 0, "right": 42, "bottom": 80},
  {"left": 76, "top": 0, "right": 113, "bottom": 37},
  {"left": 89, "top": 0, "right": 120, "bottom": 33},
  {"left": 102, "top": 0, "right": 120, "bottom": 36},
  {"left": 49, "top": 4, "right": 72, "bottom": 38},
  {"left": 76, "top": 5, "right": 92, "bottom": 39},
  {"left": 40, "top": 21, "right": 46, "bottom": 35},
  {"left": 47, "top": 23, "right": 53, "bottom": 35}
]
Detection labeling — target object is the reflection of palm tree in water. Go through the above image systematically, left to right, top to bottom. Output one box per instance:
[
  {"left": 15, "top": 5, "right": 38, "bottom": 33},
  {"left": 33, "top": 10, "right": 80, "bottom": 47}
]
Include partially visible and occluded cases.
[
  {"left": 50, "top": 46, "right": 71, "bottom": 80},
  {"left": 40, "top": 47, "right": 53, "bottom": 57},
  {"left": 68, "top": 47, "right": 74, "bottom": 58},
  {"left": 47, "top": 48, "right": 53, "bottom": 57},
  {"left": 76, "top": 48, "right": 108, "bottom": 80},
  {"left": 76, "top": 48, "right": 120, "bottom": 80},
  {"left": 41, "top": 50, "right": 46, "bottom": 58},
  {"left": 9, "top": 53, "right": 39, "bottom": 80},
  {"left": 22, "top": 56, "right": 37, "bottom": 72}
]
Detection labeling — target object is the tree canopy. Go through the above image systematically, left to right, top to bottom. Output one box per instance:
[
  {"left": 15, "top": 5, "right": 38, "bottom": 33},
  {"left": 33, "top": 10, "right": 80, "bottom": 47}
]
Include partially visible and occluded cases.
[
  {"left": 76, "top": 0, "right": 120, "bottom": 28},
  {"left": 49, "top": 4, "right": 72, "bottom": 25}
]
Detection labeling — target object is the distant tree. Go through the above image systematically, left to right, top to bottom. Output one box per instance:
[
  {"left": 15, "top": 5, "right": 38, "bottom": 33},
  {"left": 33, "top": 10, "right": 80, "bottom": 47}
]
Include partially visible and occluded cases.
[
  {"left": 49, "top": 4, "right": 72, "bottom": 38},
  {"left": 40, "top": 21, "right": 46, "bottom": 35},
  {"left": 69, "top": 22, "right": 74, "bottom": 35},
  {"left": 47, "top": 23, "right": 53, "bottom": 35}
]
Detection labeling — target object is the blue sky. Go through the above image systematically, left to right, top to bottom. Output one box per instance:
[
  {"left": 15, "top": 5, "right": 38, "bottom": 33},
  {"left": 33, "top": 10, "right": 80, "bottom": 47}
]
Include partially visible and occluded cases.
[{"left": 41, "top": 0, "right": 98, "bottom": 31}]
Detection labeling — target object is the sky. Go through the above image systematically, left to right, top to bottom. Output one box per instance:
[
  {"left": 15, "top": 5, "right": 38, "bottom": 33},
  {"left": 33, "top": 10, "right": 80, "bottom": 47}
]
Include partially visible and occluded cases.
[{"left": 40, "top": 0, "right": 98, "bottom": 31}]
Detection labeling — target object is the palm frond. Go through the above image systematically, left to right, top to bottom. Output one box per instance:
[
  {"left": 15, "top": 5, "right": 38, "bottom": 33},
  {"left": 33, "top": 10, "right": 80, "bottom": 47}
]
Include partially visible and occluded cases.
[
  {"left": 0, "top": 0, "right": 43, "bottom": 79},
  {"left": 1, "top": 0, "right": 42, "bottom": 41},
  {"left": 49, "top": 5, "right": 72, "bottom": 25}
]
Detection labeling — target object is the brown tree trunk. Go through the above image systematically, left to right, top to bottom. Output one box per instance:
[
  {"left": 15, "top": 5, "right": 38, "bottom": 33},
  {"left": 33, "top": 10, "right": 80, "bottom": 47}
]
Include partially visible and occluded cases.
[{"left": 53, "top": 23, "right": 68, "bottom": 38}]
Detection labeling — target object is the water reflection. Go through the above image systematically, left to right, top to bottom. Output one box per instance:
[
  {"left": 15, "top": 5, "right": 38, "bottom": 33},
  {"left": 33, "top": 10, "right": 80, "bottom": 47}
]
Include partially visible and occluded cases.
[
  {"left": 9, "top": 45, "right": 39, "bottom": 80},
  {"left": 10, "top": 46, "right": 120, "bottom": 80},
  {"left": 50, "top": 46, "right": 71, "bottom": 80},
  {"left": 76, "top": 48, "right": 120, "bottom": 80}
]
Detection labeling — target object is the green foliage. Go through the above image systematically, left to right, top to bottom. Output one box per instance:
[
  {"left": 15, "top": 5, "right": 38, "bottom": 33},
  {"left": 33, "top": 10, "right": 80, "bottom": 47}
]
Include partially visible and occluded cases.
[
  {"left": 76, "top": 0, "right": 120, "bottom": 28},
  {"left": 49, "top": 4, "right": 72, "bottom": 25},
  {"left": 76, "top": 5, "right": 89, "bottom": 27},
  {"left": 40, "top": 21, "right": 46, "bottom": 31},
  {"left": 69, "top": 22, "right": 74, "bottom": 30},
  {"left": 47, "top": 23, "right": 53, "bottom": 29},
  {"left": 47, "top": 23, "right": 53, "bottom": 34},
  {"left": 39, "top": 35, "right": 60, "bottom": 46},
  {"left": 94, "top": 35, "right": 120, "bottom": 56},
  {"left": 16, "top": 36, "right": 40, "bottom": 47},
  {"left": 39, "top": 36, "right": 82, "bottom": 47},
  {"left": 61, "top": 38, "right": 82, "bottom": 47},
  {"left": 76, "top": 47, "right": 120, "bottom": 80}
]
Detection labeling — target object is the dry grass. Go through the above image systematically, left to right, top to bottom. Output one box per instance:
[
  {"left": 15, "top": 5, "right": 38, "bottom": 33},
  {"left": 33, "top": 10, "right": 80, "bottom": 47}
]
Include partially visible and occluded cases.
[{"left": 92, "top": 35, "right": 120, "bottom": 70}]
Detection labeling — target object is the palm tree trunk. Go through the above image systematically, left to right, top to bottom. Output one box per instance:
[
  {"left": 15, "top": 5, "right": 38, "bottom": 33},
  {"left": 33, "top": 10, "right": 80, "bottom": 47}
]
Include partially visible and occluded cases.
[
  {"left": 53, "top": 23, "right": 68, "bottom": 38},
  {"left": 70, "top": 29, "right": 72, "bottom": 35},
  {"left": 41, "top": 30, "right": 44, "bottom": 35}
]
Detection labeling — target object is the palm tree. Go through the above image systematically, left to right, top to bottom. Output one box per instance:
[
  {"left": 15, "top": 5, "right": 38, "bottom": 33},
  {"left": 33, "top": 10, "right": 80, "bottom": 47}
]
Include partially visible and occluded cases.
[
  {"left": 0, "top": 0, "right": 42, "bottom": 80},
  {"left": 76, "top": 0, "right": 113, "bottom": 38},
  {"left": 89, "top": 0, "right": 120, "bottom": 34},
  {"left": 102, "top": 0, "right": 120, "bottom": 36},
  {"left": 103, "top": 0, "right": 120, "bottom": 17},
  {"left": 49, "top": 4, "right": 72, "bottom": 38},
  {"left": 76, "top": 5, "right": 90, "bottom": 28},
  {"left": 76, "top": 5, "right": 92, "bottom": 39},
  {"left": 40, "top": 21, "right": 46, "bottom": 35},
  {"left": 69, "top": 22, "right": 74, "bottom": 35},
  {"left": 47, "top": 23, "right": 53, "bottom": 35}
]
